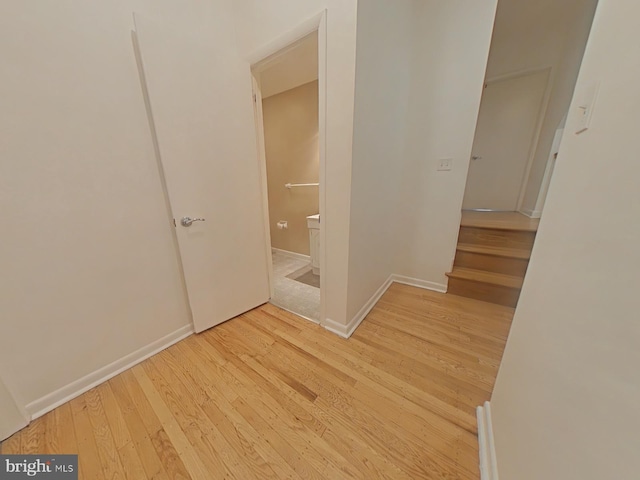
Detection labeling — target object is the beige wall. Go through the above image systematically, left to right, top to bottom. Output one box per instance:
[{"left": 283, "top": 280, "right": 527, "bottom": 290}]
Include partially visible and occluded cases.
[
  {"left": 0, "top": 0, "right": 236, "bottom": 412},
  {"left": 233, "top": 0, "right": 358, "bottom": 327},
  {"left": 346, "top": 0, "right": 413, "bottom": 320},
  {"left": 346, "top": 0, "right": 498, "bottom": 320},
  {"left": 394, "top": 0, "right": 498, "bottom": 289},
  {"left": 485, "top": 0, "right": 598, "bottom": 215},
  {"left": 490, "top": 0, "right": 640, "bottom": 477},
  {"left": 263, "top": 81, "right": 319, "bottom": 255},
  {"left": 0, "top": 379, "right": 27, "bottom": 441}
]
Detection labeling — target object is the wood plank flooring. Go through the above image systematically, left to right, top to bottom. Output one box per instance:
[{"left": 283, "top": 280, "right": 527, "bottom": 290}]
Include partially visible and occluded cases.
[
  {"left": 461, "top": 210, "right": 539, "bottom": 232},
  {"left": 1, "top": 283, "right": 514, "bottom": 479}
]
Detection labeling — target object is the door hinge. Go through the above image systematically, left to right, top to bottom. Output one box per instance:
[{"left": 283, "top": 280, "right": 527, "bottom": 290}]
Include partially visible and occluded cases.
[
  {"left": 253, "top": 93, "right": 257, "bottom": 103},
  {"left": 173, "top": 218, "right": 176, "bottom": 227}
]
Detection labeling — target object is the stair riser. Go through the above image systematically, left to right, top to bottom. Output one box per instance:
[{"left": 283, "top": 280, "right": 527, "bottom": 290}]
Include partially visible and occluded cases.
[
  {"left": 458, "top": 226, "right": 536, "bottom": 250},
  {"left": 454, "top": 251, "right": 529, "bottom": 277},
  {"left": 447, "top": 278, "right": 520, "bottom": 308}
]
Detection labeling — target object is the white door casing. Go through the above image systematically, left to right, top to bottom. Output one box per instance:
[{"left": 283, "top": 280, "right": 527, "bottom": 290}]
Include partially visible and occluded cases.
[
  {"left": 133, "top": 14, "right": 270, "bottom": 333},
  {"left": 463, "top": 69, "right": 550, "bottom": 211}
]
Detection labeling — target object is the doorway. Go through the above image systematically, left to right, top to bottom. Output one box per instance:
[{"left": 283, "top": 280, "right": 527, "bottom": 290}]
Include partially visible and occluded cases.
[
  {"left": 462, "top": 0, "right": 599, "bottom": 218},
  {"left": 251, "top": 31, "right": 323, "bottom": 323},
  {"left": 463, "top": 68, "right": 551, "bottom": 211}
]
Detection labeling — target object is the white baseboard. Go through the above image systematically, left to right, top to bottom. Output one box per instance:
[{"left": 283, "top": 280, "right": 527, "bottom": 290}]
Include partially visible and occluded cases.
[
  {"left": 519, "top": 208, "right": 542, "bottom": 219},
  {"left": 271, "top": 248, "right": 311, "bottom": 262},
  {"left": 321, "top": 274, "right": 448, "bottom": 339},
  {"left": 390, "top": 274, "right": 448, "bottom": 293},
  {"left": 322, "top": 275, "right": 395, "bottom": 339},
  {"left": 25, "top": 324, "right": 194, "bottom": 420},
  {"left": 477, "top": 401, "right": 499, "bottom": 480}
]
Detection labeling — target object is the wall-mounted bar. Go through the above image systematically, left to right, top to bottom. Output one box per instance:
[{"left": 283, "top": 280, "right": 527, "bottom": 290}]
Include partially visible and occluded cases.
[{"left": 285, "top": 183, "right": 320, "bottom": 189}]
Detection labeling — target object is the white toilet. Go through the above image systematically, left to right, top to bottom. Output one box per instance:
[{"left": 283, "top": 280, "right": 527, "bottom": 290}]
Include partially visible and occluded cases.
[{"left": 306, "top": 214, "right": 320, "bottom": 275}]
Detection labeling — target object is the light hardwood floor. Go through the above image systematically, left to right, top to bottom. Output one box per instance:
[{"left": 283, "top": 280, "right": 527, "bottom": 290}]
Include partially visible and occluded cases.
[{"left": 1, "top": 283, "right": 514, "bottom": 479}]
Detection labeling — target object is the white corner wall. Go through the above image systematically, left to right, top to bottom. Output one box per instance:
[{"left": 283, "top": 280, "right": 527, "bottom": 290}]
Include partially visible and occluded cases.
[
  {"left": 0, "top": 0, "right": 242, "bottom": 413},
  {"left": 232, "top": 0, "right": 358, "bottom": 327},
  {"left": 346, "top": 0, "right": 413, "bottom": 321},
  {"left": 394, "top": 0, "right": 498, "bottom": 288},
  {"left": 490, "top": 0, "right": 640, "bottom": 477}
]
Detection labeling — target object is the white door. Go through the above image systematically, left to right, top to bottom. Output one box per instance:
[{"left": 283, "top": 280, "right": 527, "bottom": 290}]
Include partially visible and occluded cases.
[
  {"left": 134, "top": 15, "right": 270, "bottom": 333},
  {"left": 463, "top": 70, "right": 549, "bottom": 210},
  {"left": 0, "top": 378, "right": 27, "bottom": 441}
]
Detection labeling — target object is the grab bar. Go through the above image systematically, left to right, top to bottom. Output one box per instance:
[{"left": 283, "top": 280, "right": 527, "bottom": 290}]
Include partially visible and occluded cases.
[{"left": 285, "top": 183, "right": 319, "bottom": 189}]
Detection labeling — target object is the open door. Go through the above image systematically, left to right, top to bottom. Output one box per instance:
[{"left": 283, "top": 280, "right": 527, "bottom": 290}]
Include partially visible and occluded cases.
[{"left": 133, "top": 14, "right": 270, "bottom": 333}]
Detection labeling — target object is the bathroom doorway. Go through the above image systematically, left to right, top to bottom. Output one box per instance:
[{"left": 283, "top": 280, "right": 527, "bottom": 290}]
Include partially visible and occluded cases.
[{"left": 251, "top": 30, "right": 323, "bottom": 323}]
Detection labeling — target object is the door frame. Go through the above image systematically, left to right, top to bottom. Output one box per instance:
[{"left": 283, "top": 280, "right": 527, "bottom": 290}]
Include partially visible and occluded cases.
[
  {"left": 247, "top": 11, "right": 327, "bottom": 324},
  {"left": 479, "top": 66, "right": 554, "bottom": 213}
]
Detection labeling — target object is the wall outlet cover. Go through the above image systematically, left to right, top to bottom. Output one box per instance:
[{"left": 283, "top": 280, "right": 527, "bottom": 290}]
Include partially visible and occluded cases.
[{"left": 438, "top": 158, "right": 453, "bottom": 171}]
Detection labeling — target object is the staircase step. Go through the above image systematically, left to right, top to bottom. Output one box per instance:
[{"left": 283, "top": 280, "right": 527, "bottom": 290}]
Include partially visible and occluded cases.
[
  {"left": 461, "top": 211, "right": 539, "bottom": 232},
  {"left": 458, "top": 226, "right": 536, "bottom": 250},
  {"left": 456, "top": 243, "right": 531, "bottom": 259},
  {"left": 454, "top": 249, "right": 529, "bottom": 276},
  {"left": 446, "top": 267, "right": 523, "bottom": 289},
  {"left": 446, "top": 268, "right": 522, "bottom": 308}
]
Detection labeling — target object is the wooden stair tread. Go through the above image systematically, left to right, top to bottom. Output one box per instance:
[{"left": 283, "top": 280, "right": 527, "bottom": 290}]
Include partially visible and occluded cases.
[
  {"left": 461, "top": 211, "right": 539, "bottom": 232},
  {"left": 456, "top": 243, "right": 531, "bottom": 260},
  {"left": 446, "top": 267, "right": 524, "bottom": 289}
]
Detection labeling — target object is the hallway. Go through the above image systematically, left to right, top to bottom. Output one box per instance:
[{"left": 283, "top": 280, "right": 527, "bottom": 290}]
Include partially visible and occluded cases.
[{"left": 1, "top": 283, "right": 514, "bottom": 479}]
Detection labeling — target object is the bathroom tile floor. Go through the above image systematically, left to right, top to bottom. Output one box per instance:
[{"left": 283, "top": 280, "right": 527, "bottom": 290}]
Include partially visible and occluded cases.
[{"left": 271, "top": 250, "right": 320, "bottom": 322}]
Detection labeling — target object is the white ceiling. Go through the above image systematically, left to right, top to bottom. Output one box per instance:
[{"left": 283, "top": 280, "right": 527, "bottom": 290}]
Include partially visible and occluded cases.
[{"left": 259, "top": 32, "right": 318, "bottom": 99}]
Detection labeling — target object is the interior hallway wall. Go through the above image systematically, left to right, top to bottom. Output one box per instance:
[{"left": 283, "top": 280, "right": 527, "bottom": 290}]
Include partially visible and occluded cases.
[
  {"left": 0, "top": 0, "right": 239, "bottom": 412},
  {"left": 346, "top": 0, "right": 413, "bottom": 320},
  {"left": 393, "top": 0, "right": 498, "bottom": 289},
  {"left": 490, "top": 0, "right": 640, "bottom": 477},
  {"left": 263, "top": 81, "right": 319, "bottom": 256}
]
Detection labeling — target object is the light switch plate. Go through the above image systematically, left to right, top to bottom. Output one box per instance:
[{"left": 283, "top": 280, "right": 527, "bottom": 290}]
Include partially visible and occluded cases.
[
  {"left": 575, "top": 81, "right": 600, "bottom": 134},
  {"left": 438, "top": 158, "right": 453, "bottom": 171}
]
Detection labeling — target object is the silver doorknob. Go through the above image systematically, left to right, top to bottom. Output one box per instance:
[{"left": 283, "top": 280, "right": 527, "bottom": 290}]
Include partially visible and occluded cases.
[{"left": 180, "top": 217, "right": 205, "bottom": 227}]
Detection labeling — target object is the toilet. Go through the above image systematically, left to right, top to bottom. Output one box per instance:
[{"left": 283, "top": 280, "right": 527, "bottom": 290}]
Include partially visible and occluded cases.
[{"left": 306, "top": 214, "right": 320, "bottom": 275}]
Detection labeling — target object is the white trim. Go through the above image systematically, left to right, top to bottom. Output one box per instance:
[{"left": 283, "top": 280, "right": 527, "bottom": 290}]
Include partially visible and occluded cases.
[
  {"left": 246, "top": 11, "right": 325, "bottom": 67},
  {"left": 251, "top": 11, "right": 327, "bottom": 329},
  {"left": 485, "top": 65, "right": 552, "bottom": 85},
  {"left": 515, "top": 67, "right": 554, "bottom": 212},
  {"left": 253, "top": 75, "right": 276, "bottom": 300},
  {"left": 533, "top": 126, "right": 564, "bottom": 215},
  {"left": 518, "top": 208, "right": 542, "bottom": 219},
  {"left": 271, "top": 247, "right": 311, "bottom": 262},
  {"left": 322, "top": 274, "right": 449, "bottom": 339},
  {"left": 390, "top": 274, "right": 448, "bottom": 293},
  {"left": 322, "top": 276, "right": 393, "bottom": 338},
  {"left": 25, "top": 325, "right": 194, "bottom": 420},
  {"left": 0, "top": 380, "right": 29, "bottom": 441},
  {"left": 477, "top": 401, "right": 500, "bottom": 480}
]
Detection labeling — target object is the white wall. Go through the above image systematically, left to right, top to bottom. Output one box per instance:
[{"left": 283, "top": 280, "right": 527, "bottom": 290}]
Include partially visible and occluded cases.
[
  {"left": 0, "top": 0, "right": 237, "bottom": 412},
  {"left": 233, "top": 0, "right": 358, "bottom": 327},
  {"left": 346, "top": 0, "right": 413, "bottom": 320},
  {"left": 394, "top": 0, "right": 498, "bottom": 288},
  {"left": 485, "top": 0, "right": 598, "bottom": 214},
  {"left": 490, "top": 0, "right": 640, "bottom": 477},
  {"left": 260, "top": 32, "right": 318, "bottom": 99},
  {"left": 0, "top": 379, "right": 27, "bottom": 441}
]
